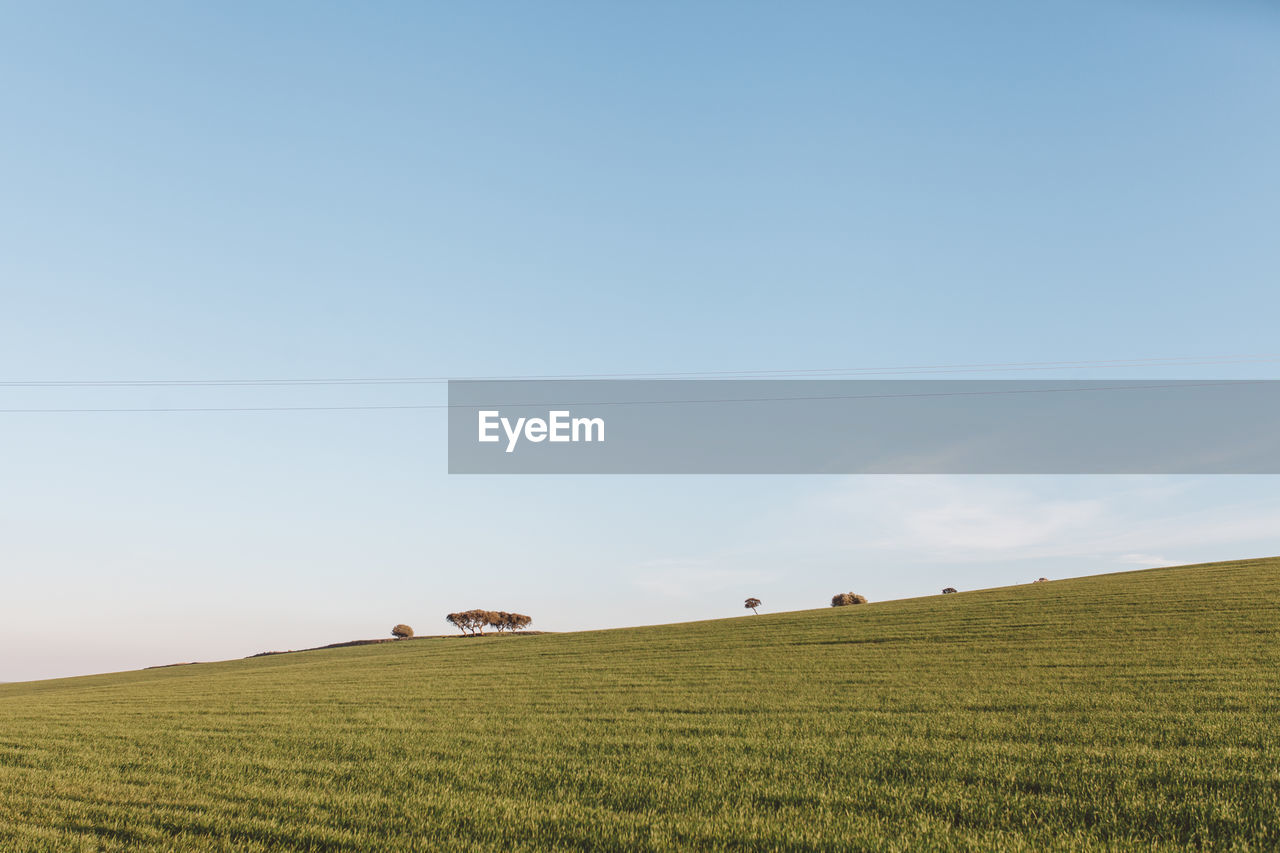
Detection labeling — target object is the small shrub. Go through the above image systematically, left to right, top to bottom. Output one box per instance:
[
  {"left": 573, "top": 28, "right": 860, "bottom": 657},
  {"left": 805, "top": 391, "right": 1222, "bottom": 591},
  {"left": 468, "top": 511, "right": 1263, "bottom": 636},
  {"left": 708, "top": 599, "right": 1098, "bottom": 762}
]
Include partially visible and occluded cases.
[
  {"left": 942, "top": 587, "right": 958, "bottom": 594},
  {"left": 831, "top": 592, "right": 868, "bottom": 607},
  {"left": 391, "top": 624, "right": 414, "bottom": 639}
]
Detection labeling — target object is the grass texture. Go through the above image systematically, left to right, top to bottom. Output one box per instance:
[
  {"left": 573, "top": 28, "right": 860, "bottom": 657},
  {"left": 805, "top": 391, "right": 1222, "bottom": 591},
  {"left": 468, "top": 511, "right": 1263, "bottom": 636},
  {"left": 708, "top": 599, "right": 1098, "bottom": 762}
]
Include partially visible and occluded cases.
[{"left": 1, "top": 557, "right": 1278, "bottom": 851}]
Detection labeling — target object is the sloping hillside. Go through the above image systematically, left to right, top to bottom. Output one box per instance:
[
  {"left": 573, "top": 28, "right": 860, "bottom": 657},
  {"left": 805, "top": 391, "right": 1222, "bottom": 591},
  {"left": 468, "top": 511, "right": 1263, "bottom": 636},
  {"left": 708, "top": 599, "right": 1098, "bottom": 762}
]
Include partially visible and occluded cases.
[{"left": 2, "top": 558, "right": 1278, "bottom": 851}]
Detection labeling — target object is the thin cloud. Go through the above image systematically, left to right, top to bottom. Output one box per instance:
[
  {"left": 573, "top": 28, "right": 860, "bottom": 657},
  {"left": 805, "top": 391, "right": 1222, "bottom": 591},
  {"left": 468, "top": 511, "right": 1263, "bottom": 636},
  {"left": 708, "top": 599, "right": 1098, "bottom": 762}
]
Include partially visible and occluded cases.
[{"left": 792, "top": 476, "right": 1280, "bottom": 564}]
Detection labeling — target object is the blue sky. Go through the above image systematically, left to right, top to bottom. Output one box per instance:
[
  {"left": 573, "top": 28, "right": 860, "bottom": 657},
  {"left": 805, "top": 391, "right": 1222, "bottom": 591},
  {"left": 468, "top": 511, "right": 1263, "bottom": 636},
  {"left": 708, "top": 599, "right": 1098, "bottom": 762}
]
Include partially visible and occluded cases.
[{"left": 2, "top": 1, "right": 1278, "bottom": 680}]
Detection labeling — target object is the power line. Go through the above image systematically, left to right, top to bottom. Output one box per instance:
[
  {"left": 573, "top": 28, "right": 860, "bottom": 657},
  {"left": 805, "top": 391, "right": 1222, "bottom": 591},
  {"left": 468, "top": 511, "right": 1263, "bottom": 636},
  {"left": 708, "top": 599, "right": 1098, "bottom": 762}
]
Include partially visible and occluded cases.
[
  {"left": 1, "top": 353, "right": 1279, "bottom": 388},
  {"left": 0, "top": 380, "right": 1269, "bottom": 413},
  {"left": 0, "top": 404, "right": 444, "bottom": 413}
]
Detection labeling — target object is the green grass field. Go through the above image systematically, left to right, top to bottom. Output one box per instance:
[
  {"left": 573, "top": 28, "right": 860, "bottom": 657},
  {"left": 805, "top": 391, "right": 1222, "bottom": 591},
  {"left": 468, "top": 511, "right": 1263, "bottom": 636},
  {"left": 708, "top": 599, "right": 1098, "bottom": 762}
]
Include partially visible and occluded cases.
[{"left": 2, "top": 557, "right": 1278, "bottom": 851}]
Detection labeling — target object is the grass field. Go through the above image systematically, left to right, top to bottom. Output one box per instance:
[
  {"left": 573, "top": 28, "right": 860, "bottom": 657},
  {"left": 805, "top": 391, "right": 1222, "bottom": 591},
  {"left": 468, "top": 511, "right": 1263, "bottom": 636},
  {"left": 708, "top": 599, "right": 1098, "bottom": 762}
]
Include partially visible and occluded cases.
[{"left": 2, "top": 557, "right": 1278, "bottom": 851}]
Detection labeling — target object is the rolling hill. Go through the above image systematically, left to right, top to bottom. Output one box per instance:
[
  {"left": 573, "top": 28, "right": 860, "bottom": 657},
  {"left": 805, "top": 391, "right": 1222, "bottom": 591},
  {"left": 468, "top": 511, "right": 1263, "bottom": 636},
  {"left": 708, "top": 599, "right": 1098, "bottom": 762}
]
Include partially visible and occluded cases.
[{"left": 2, "top": 557, "right": 1278, "bottom": 851}]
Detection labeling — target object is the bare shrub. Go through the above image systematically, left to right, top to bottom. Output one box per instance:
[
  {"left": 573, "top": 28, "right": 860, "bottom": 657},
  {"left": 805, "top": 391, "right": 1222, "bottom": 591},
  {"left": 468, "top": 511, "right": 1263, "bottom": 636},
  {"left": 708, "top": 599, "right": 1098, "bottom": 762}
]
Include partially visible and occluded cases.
[
  {"left": 942, "top": 587, "right": 957, "bottom": 594},
  {"left": 830, "top": 592, "right": 868, "bottom": 607}
]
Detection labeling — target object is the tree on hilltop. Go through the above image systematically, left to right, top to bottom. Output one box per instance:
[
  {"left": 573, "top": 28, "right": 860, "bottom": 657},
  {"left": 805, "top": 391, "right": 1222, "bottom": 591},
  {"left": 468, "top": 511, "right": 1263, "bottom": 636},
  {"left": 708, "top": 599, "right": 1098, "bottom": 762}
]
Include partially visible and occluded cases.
[
  {"left": 744, "top": 597, "right": 761, "bottom": 614},
  {"left": 447, "top": 609, "right": 532, "bottom": 635},
  {"left": 463, "top": 609, "right": 490, "bottom": 634},
  {"left": 446, "top": 611, "right": 486, "bottom": 635},
  {"left": 391, "top": 624, "right": 414, "bottom": 639}
]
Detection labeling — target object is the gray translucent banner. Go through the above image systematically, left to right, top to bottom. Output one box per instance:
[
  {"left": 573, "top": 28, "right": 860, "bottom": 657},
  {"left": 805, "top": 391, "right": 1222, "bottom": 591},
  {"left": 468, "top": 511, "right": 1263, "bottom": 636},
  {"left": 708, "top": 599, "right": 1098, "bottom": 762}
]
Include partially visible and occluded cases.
[{"left": 447, "top": 380, "right": 1280, "bottom": 474}]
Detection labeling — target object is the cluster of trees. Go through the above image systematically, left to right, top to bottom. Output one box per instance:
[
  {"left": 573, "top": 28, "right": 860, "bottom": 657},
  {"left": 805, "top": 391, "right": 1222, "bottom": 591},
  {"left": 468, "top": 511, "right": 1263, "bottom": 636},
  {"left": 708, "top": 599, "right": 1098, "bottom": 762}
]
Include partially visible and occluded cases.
[{"left": 446, "top": 610, "right": 533, "bottom": 635}]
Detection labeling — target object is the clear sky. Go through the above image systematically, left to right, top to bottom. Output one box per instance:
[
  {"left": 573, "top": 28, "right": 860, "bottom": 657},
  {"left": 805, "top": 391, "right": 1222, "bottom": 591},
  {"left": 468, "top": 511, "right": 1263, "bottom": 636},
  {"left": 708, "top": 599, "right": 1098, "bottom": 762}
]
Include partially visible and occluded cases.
[{"left": 2, "top": 1, "right": 1278, "bottom": 681}]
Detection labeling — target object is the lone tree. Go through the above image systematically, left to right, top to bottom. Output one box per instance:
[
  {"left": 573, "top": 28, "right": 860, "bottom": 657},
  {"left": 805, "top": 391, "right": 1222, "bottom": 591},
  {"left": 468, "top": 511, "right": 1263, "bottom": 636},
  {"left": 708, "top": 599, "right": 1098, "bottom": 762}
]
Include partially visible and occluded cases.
[
  {"left": 942, "top": 587, "right": 958, "bottom": 595},
  {"left": 831, "top": 592, "right": 868, "bottom": 607},
  {"left": 744, "top": 597, "right": 761, "bottom": 614},
  {"left": 446, "top": 611, "right": 485, "bottom": 635},
  {"left": 391, "top": 623, "right": 414, "bottom": 639}
]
